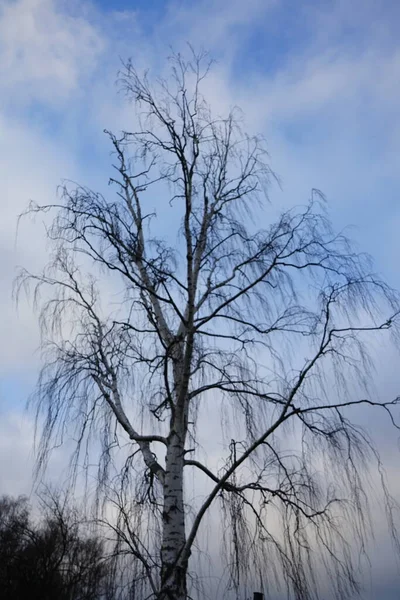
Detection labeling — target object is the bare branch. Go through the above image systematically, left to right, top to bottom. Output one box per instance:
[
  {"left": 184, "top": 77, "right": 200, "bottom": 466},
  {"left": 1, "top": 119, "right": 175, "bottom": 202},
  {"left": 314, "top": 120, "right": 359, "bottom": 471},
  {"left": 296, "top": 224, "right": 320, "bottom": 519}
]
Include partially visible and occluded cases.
[{"left": 17, "top": 49, "right": 400, "bottom": 600}]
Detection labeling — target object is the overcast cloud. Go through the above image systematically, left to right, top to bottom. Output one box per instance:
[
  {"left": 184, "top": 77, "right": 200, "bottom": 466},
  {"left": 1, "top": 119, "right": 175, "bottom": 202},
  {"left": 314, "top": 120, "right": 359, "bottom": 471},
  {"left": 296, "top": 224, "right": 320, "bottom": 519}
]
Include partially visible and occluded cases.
[{"left": 1, "top": 0, "right": 400, "bottom": 597}]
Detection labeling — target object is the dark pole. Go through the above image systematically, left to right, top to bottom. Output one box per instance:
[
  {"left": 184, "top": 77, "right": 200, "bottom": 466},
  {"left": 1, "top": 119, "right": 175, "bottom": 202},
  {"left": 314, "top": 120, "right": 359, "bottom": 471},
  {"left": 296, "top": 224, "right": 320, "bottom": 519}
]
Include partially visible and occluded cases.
[{"left": 253, "top": 594, "right": 264, "bottom": 600}]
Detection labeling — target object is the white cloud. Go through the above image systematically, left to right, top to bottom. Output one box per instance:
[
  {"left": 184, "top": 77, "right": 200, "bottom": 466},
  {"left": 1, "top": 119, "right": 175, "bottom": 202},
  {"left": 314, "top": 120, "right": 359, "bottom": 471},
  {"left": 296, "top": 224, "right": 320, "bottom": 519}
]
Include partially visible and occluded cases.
[
  {"left": 0, "top": 0, "right": 104, "bottom": 107},
  {"left": 162, "top": 0, "right": 276, "bottom": 54},
  {"left": 0, "top": 2, "right": 399, "bottom": 594},
  {"left": 0, "top": 108, "right": 82, "bottom": 372},
  {"left": 0, "top": 408, "right": 81, "bottom": 499},
  {"left": 0, "top": 411, "right": 35, "bottom": 496}
]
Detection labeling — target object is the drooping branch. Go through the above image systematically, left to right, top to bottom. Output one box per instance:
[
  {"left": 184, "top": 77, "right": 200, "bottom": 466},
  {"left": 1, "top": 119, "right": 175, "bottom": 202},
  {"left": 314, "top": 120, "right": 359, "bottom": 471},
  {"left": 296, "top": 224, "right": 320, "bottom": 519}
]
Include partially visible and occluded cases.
[{"left": 17, "top": 49, "right": 400, "bottom": 600}]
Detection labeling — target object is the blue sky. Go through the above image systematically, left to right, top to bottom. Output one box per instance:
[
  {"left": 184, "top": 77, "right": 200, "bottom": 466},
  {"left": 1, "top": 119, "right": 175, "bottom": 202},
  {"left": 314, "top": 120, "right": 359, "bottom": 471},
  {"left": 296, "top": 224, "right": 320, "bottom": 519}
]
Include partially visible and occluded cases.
[{"left": 1, "top": 0, "right": 400, "bottom": 597}]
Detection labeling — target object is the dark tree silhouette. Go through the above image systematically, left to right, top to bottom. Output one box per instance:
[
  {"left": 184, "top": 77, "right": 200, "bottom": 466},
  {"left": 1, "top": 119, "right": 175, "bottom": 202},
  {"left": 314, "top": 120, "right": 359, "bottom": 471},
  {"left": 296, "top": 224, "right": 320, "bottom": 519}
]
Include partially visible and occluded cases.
[
  {"left": 18, "top": 49, "right": 400, "bottom": 599},
  {"left": 0, "top": 493, "right": 111, "bottom": 600}
]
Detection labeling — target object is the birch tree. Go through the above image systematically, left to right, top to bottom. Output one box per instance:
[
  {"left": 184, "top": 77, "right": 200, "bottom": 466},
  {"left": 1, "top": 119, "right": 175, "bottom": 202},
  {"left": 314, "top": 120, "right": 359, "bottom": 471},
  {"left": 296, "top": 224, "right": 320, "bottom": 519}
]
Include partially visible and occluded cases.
[{"left": 19, "top": 50, "right": 400, "bottom": 600}]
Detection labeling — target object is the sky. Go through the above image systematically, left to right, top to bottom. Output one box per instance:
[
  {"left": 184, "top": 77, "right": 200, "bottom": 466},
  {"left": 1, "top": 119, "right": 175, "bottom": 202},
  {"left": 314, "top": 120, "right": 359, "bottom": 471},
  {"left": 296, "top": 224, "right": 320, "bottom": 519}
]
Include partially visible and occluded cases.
[{"left": 1, "top": 0, "right": 400, "bottom": 597}]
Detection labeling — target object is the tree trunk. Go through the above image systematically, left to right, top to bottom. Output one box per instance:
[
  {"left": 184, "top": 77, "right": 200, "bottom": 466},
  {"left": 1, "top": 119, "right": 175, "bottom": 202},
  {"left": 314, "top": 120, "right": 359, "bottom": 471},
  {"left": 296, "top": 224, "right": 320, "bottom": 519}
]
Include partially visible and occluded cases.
[{"left": 160, "top": 430, "right": 188, "bottom": 600}]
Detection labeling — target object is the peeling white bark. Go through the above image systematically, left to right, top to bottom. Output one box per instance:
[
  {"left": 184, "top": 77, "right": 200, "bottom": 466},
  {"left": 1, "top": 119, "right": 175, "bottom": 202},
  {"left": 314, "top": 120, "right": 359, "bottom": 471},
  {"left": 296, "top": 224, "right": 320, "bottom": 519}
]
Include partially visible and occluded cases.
[{"left": 160, "top": 431, "right": 187, "bottom": 600}]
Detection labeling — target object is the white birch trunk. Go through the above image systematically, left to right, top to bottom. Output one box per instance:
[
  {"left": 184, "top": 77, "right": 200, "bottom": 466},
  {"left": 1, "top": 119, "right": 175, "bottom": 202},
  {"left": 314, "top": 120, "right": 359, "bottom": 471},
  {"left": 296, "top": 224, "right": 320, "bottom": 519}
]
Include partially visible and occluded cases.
[
  {"left": 158, "top": 344, "right": 191, "bottom": 600},
  {"left": 160, "top": 430, "right": 187, "bottom": 600}
]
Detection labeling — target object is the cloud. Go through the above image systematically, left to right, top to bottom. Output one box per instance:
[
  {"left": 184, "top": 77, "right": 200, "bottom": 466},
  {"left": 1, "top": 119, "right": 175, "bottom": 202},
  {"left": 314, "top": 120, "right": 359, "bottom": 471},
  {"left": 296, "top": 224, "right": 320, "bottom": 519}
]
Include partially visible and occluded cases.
[
  {"left": 0, "top": 0, "right": 104, "bottom": 108},
  {"left": 161, "top": 0, "right": 276, "bottom": 54},
  {"left": 0, "top": 1, "right": 400, "bottom": 595},
  {"left": 0, "top": 107, "right": 81, "bottom": 373},
  {"left": 0, "top": 410, "right": 35, "bottom": 496}
]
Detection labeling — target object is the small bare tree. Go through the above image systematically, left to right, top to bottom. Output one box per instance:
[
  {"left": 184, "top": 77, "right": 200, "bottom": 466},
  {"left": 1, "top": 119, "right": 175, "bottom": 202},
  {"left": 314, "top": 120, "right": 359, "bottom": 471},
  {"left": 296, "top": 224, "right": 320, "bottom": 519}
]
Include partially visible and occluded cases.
[{"left": 18, "top": 50, "right": 400, "bottom": 600}]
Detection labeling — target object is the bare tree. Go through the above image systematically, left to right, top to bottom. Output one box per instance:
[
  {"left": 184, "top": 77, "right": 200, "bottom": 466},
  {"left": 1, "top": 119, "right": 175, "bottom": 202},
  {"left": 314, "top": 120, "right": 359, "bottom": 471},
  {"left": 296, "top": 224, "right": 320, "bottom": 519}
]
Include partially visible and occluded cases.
[
  {"left": 18, "top": 49, "right": 400, "bottom": 600},
  {"left": 0, "top": 492, "right": 111, "bottom": 600}
]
